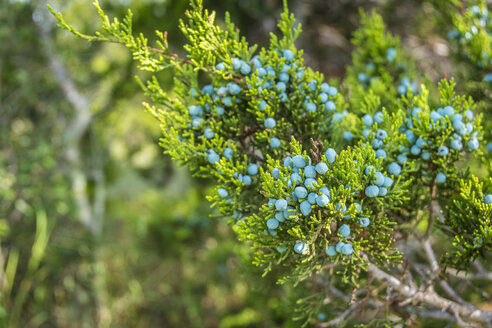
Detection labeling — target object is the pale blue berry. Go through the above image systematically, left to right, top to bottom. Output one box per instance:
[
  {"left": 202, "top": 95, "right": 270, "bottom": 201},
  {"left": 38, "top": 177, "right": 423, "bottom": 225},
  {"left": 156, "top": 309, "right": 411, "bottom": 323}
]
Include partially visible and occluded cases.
[
  {"left": 283, "top": 49, "right": 295, "bottom": 61},
  {"left": 227, "top": 82, "right": 241, "bottom": 95},
  {"left": 259, "top": 100, "right": 267, "bottom": 111},
  {"left": 325, "top": 101, "right": 336, "bottom": 111},
  {"left": 306, "top": 102, "right": 317, "bottom": 112},
  {"left": 374, "top": 111, "right": 384, "bottom": 124},
  {"left": 363, "top": 114, "right": 373, "bottom": 126},
  {"left": 264, "top": 117, "right": 276, "bottom": 129},
  {"left": 376, "top": 129, "right": 387, "bottom": 140},
  {"left": 343, "top": 131, "right": 353, "bottom": 141},
  {"left": 270, "top": 137, "right": 281, "bottom": 148},
  {"left": 467, "top": 138, "right": 479, "bottom": 150},
  {"left": 373, "top": 139, "right": 383, "bottom": 149},
  {"left": 451, "top": 139, "right": 463, "bottom": 151},
  {"left": 411, "top": 145, "right": 421, "bottom": 155},
  {"left": 438, "top": 146, "right": 449, "bottom": 157},
  {"left": 325, "top": 148, "right": 337, "bottom": 163},
  {"left": 376, "top": 149, "right": 387, "bottom": 159},
  {"left": 207, "top": 152, "right": 220, "bottom": 164},
  {"left": 421, "top": 152, "right": 430, "bottom": 160},
  {"left": 397, "top": 154, "right": 407, "bottom": 164},
  {"left": 292, "top": 155, "right": 307, "bottom": 168},
  {"left": 315, "top": 162, "right": 329, "bottom": 175},
  {"left": 388, "top": 162, "right": 401, "bottom": 176},
  {"left": 248, "top": 164, "right": 258, "bottom": 175},
  {"left": 304, "top": 165, "right": 317, "bottom": 178},
  {"left": 365, "top": 165, "right": 376, "bottom": 175},
  {"left": 272, "top": 168, "right": 280, "bottom": 179},
  {"left": 373, "top": 172, "right": 385, "bottom": 186},
  {"left": 436, "top": 172, "right": 446, "bottom": 184},
  {"left": 290, "top": 173, "right": 303, "bottom": 185},
  {"left": 242, "top": 175, "right": 252, "bottom": 185},
  {"left": 383, "top": 177, "right": 393, "bottom": 187},
  {"left": 304, "top": 178, "right": 317, "bottom": 189},
  {"left": 365, "top": 185, "right": 379, "bottom": 198},
  {"left": 294, "top": 186, "right": 308, "bottom": 199},
  {"left": 378, "top": 187, "right": 388, "bottom": 196},
  {"left": 217, "top": 188, "right": 228, "bottom": 198},
  {"left": 307, "top": 192, "right": 317, "bottom": 204},
  {"left": 316, "top": 194, "right": 330, "bottom": 207},
  {"left": 484, "top": 194, "right": 492, "bottom": 204},
  {"left": 275, "top": 199, "right": 288, "bottom": 211},
  {"left": 300, "top": 201, "right": 312, "bottom": 216},
  {"left": 275, "top": 211, "right": 285, "bottom": 222},
  {"left": 359, "top": 217, "right": 370, "bottom": 227},
  {"left": 267, "top": 218, "right": 279, "bottom": 230},
  {"left": 339, "top": 224, "right": 351, "bottom": 237},
  {"left": 294, "top": 242, "right": 308, "bottom": 254},
  {"left": 335, "top": 242, "right": 345, "bottom": 253},
  {"left": 341, "top": 244, "right": 354, "bottom": 255},
  {"left": 276, "top": 245, "right": 287, "bottom": 253},
  {"left": 325, "top": 246, "right": 337, "bottom": 257}
]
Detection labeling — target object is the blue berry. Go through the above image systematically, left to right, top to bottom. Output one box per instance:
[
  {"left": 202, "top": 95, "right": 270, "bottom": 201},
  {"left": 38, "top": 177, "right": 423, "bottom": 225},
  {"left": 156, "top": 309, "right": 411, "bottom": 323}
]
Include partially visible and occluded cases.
[
  {"left": 386, "top": 47, "right": 396, "bottom": 62},
  {"left": 283, "top": 49, "right": 295, "bottom": 61},
  {"left": 231, "top": 58, "right": 241, "bottom": 70},
  {"left": 240, "top": 61, "right": 251, "bottom": 75},
  {"left": 358, "top": 72, "right": 368, "bottom": 82},
  {"left": 276, "top": 81, "right": 286, "bottom": 92},
  {"left": 227, "top": 82, "right": 241, "bottom": 95},
  {"left": 328, "top": 86, "right": 338, "bottom": 96},
  {"left": 259, "top": 100, "right": 267, "bottom": 111},
  {"left": 325, "top": 101, "right": 336, "bottom": 111},
  {"left": 306, "top": 102, "right": 317, "bottom": 112},
  {"left": 215, "top": 106, "right": 225, "bottom": 115},
  {"left": 412, "top": 107, "right": 422, "bottom": 117},
  {"left": 374, "top": 111, "right": 384, "bottom": 124},
  {"left": 363, "top": 114, "right": 373, "bottom": 126},
  {"left": 264, "top": 117, "right": 276, "bottom": 129},
  {"left": 204, "top": 128, "right": 215, "bottom": 139},
  {"left": 376, "top": 129, "right": 387, "bottom": 140},
  {"left": 343, "top": 131, "right": 353, "bottom": 141},
  {"left": 270, "top": 137, "right": 281, "bottom": 148},
  {"left": 416, "top": 138, "right": 426, "bottom": 148},
  {"left": 467, "top": 138, "right": 479, "bottom": 150},
  {"left": 372, "top": 139, "right": 383, "bottom": 149},
  {"left": 451, "top": 139, "right": 463, "bottom": 151},
  {"left": 411, "top": 145, "right": 421, "bottom": 155},
  {"left": 438, "top": 146, "right": 449, "bottom": 157},
  {"left": 325, "top": 148, "right": 337, "bottom": 163},
  {"left": 376, "top": 149, "right": 387, "bottom": 159},
  {"left": 207, "top": 152, "right": 220, "bottom": 164},
  {"left": 421, "top": 152, "right": 430, "bottom": 160},
  {"left": 292, "top": 155, "right": 307, "bottom": 168},
  {"left": 315, "top": 162, "right": 328, "bottom": 175},
  {"left": 388, "top": 162, "right": 402, "bottom": 176},
  {"left": 248, "top": 164, "right": 258, "bottom": 175},
  {"left": 304, "top": 165, "right": 317, "bottom": 178},
  {"left": 365, "top": 166, "right": 376, "bottom": 175},
  {"left": 272, "top": 168, "right": 280, "bottom": 179},
  {"left": 373, "top": 172, "right": 385, "bottom": 186},
  {"left": 436, "top": 172, "right": 446, "bottom": 184},
  {"left": 290, "top": 173, "right": 303, "bottom": 185},
  {"left": 242, "top": 175, "right": 252, "bottom": 185},
  {"left": 383, "top": 177, "right": 393, "bottom": 187},
  {"left": 304, "top": 178, "right": 317, "bottom": 189},
  {"left": 365, "top": 185, "right": 379, "bottom": 198},
  {"left": 294, "top": 186, "right": 308, "bottom": 199},
  {"left": 320, "top": 186, "right": 330, "bottom": 197},
  {"left": 378, "top": 187, "right": 388, "bottom": 196},
  {"left": 217, "top": 188, "right": 228, "bottom": 198},
  {"left": 307, "top": 192, "right": 317, "bottom": 205},
  {"left": 316, "top": 194, "right": 330, "bottom": 207},
  {"left": 484, "top": 194, "right": 492, "bottom": 204},
  {"left": 275, "top": 199, "right": 288, "bottom": 211},
  {"left": 300, "top": 201, "right": 312, "bottom": 216},
  {"left": 354, "top": 203, "right": 362, "bottom": 213},
  {"left": 283, "top": 207, "right": 296, "bottom": 220},
  {"left": 275, "top": 211, "right": 285, "bottom": 222},
  {"left": 359, "top": 217, "right": 370, "bottom": 227},
  {"left": 267, "top": 218, "right": 279, "bottom": 230},
  {"left": 339, "top": 224, "right": 351, "bottom": 237},
  {"left": 294, "top": 242, "right": 308, "bottom": 254},
  {"left": 335, "top": 242, "right": 345, "bottom": 253},
  {"left": 341, "top": 244, "right": 354, "bottom": 255},
  {"left": 276, "top": 245, "right": 287, "bottom": 253},
  {"left": 325, "top": 246, "right": 337, "bottom": 257}
]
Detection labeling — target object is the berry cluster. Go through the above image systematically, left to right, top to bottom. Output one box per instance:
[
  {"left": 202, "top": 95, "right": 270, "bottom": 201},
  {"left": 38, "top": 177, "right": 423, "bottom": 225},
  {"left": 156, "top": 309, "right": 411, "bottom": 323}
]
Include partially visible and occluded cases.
[
  {"left": 448, "top": 5, "right": 492, "bottom": 74},
  {"left": 395, "top": 105, "right": 479, "bottom": 183},
  {"left": 363, "top": 165, "right": 393, "bottom": 198}
]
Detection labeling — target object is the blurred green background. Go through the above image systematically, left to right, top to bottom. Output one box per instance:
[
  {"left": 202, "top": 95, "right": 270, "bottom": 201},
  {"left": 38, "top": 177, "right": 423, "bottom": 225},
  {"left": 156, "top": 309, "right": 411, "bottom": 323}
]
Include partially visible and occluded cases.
[{"left": 0, "top": 0, "right": 460, "bottom": 327}]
